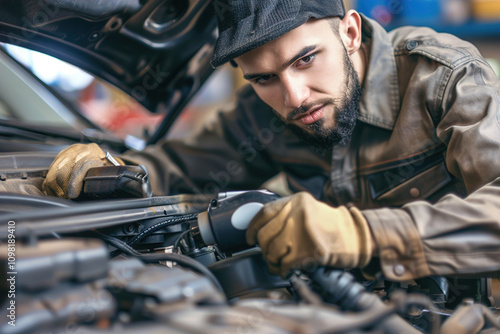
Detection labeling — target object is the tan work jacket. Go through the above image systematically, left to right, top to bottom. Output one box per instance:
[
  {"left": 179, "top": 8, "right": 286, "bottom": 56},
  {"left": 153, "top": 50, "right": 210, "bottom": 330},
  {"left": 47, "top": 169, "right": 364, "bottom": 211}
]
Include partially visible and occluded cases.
[{"left": 128, "top": 16, "right": 500, "bottom": 281}]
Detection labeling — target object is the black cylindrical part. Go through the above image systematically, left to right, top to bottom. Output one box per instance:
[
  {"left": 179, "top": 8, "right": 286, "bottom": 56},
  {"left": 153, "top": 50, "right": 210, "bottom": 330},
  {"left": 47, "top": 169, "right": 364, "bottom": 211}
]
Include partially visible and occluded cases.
[{"left": 197, "top": 191, "right": 279, "bottom": 252}]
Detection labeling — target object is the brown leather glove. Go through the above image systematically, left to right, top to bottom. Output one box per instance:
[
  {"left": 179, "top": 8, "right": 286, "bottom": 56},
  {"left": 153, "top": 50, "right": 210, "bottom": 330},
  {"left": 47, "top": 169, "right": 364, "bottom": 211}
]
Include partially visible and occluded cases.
[
  {"left": 42, "top": 143, "right": 122, "bottom": 199},
  {"left": 246, "top": 192, "right": 374, "bottom": 277}
]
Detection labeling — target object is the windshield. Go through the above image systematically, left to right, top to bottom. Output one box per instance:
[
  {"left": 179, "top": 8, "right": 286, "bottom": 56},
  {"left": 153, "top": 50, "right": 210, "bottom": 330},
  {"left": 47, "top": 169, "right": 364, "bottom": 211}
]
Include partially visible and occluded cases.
[
  {"left": 2, "top": 43, "right": 245, "bottom": 149},
  {"left": 2, "top": 44, "right": 241, "bottom": 145},
  {"left": 3, "top": 44, "right": 162, "bottom": 140},
  {"left": 0, "top": 46, "right": 81, "bottom": 128}
]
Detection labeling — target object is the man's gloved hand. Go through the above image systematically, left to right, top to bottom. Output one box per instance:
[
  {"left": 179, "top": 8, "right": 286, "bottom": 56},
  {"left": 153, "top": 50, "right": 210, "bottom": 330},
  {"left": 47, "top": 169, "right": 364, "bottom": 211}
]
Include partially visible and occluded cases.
[
  {"left": 42, "top": 143, "right": 122, "bottom": 199},
  {"left": 246, "top": 192, "right": 374, "bottom": 277}
]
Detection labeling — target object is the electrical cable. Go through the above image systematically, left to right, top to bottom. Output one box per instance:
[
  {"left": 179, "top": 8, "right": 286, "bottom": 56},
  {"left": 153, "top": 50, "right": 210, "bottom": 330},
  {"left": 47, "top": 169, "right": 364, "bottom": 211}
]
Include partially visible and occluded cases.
[
  {"left": 108, "top": 213, "right": 198, "bottom": 257},
  {"left": 173, "top": 228, "right": 193, "bottom": 254},
  {"left": 96, "top": 231, "right": 141, "bottom": 256}
]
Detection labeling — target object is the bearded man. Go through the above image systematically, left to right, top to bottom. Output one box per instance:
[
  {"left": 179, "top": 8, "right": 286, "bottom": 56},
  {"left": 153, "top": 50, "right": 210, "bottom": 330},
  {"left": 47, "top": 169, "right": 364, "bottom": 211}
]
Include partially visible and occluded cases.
[{"left": 44, "top": 0, "right": 500, "bottom": 281}]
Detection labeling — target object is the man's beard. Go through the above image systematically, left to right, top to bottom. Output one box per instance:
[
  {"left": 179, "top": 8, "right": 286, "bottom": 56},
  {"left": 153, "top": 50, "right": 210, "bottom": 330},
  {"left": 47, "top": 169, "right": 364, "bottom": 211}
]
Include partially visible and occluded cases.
[{"left": 282, "top": 51, "right": 362, "bottom": 148}]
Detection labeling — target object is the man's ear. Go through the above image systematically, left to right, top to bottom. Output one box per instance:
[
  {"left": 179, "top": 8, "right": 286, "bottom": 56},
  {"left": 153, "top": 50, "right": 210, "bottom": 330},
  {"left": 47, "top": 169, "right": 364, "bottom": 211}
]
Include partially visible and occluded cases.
[{"left": 339, "top": 10, "right": 362, "bottom": 55}]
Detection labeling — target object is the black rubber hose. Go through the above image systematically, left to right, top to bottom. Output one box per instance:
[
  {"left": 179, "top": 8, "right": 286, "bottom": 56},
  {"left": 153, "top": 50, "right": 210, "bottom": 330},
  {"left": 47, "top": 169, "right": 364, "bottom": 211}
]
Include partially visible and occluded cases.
[
  {"left": 127, "top": 213, "right": 198, "bottom": 246},
  {"left": 106, "top": 214, "right": 196, "bottom": 258},
  {"left": 172, "top": 228, "right": 193, "bottom": 254},
  {"left": 97, "top": 232, "right": 140, "bottom": 256},
  {"left": 311, "top": 268, "right": 422, "bottom": 334},
  {"left": 311, "top": 268, "right": 365, "bottom": 310}
]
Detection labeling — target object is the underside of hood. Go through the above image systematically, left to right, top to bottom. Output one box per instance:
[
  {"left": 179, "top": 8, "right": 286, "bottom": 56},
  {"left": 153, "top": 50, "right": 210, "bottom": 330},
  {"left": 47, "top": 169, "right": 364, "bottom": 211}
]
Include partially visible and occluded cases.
[{"left": 0, "top": 0, "right": 217, "bottom": 114}]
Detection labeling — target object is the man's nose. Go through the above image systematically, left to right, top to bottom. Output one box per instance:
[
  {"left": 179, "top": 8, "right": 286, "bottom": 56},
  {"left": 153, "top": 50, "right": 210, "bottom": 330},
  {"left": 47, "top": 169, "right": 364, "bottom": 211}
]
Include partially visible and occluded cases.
[{"left": 281, "top": 75, "right": 310, "bottom": 109}]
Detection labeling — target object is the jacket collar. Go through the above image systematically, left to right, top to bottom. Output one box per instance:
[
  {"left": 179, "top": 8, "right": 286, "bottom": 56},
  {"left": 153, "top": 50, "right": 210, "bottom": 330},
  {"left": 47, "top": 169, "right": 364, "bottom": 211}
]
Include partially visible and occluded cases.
[{"left": 357, "top": 15, "right": 399, "bottom": 130}]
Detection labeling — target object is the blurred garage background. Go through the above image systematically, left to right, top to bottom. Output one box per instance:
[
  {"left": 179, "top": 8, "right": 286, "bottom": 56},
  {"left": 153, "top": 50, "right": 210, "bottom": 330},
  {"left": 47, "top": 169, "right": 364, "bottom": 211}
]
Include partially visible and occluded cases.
[{"left": 2, "top": 0, "right": 500, "bottom": 145}]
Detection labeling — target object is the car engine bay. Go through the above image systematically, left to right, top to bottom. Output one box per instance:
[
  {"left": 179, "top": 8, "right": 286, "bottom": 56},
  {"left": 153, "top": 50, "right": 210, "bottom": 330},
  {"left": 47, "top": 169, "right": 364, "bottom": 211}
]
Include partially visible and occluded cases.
[
  {"left": 1, "top": 0, "right": 500, "bottom": 332},
  {"left": 1, "top": 153, "right": 500, "bottom": 334}
]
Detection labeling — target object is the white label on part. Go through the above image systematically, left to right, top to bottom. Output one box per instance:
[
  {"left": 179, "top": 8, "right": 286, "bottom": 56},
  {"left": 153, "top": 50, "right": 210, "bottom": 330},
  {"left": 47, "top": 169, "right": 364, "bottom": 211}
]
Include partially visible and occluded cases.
[{"left": 231, "top": 202, "right": 264, "bottom": 230}]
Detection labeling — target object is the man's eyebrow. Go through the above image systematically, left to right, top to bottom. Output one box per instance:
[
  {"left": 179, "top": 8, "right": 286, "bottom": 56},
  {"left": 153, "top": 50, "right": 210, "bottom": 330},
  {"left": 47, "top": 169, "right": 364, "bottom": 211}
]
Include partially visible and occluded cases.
[
  {"left": 243, "top": 45, "right": 318, "bottom": 81},
  {"left": 282, "top": 45, "right": 318, "bottom": 68},
  {"left": 243, "top": 72, "right": 269, "bottom": 81}
]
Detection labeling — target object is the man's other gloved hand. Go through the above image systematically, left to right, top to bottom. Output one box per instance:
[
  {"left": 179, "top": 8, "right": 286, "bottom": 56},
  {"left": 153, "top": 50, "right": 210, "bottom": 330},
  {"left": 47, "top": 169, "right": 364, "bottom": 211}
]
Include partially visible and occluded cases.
[
  {"left": 42, "top": 143, "right": 122, "bottom": 199},
  {"left": 246, "top": 192, "right": 374, "bottom": 277}
]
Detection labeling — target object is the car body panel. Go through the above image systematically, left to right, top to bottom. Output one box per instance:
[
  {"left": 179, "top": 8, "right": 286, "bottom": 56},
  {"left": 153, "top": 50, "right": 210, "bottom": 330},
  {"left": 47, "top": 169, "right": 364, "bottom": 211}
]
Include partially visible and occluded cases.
[{"left": 0, "top": 0, "right": 217, "bottom": 115}]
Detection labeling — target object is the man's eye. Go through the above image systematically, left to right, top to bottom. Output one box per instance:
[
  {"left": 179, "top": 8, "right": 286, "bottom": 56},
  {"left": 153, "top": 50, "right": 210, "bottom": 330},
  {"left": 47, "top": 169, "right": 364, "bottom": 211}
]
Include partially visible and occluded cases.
[
  {"left": 296, "top": 54, "right": 315, "bottom": 67},
  {"left": 254, "top": 74, "right": 274, "bottom": 84}
]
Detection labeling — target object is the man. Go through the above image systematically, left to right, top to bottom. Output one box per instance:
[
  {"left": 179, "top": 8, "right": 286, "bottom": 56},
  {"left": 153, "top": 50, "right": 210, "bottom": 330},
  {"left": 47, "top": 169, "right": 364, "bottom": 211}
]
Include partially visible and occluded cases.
[{"left": 44, "top": 0, "right": 500, "bottom": 280}]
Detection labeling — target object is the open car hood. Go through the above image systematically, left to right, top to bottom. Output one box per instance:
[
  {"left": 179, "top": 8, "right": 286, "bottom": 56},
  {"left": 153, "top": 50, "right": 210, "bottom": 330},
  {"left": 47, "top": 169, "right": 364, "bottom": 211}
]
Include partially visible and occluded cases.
[{"left": 0, "top": 0, "right": 217, "bottom": 135}]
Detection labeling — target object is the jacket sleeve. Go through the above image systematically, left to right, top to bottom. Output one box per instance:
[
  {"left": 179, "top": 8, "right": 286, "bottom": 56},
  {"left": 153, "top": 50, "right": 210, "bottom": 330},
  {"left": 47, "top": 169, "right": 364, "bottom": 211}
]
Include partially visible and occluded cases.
[
  {"left": 362, "top": 57, "right": 500, "bottom": 281},
  {"left": 125, "top": 87, "right": 280, "bottom": 197}
]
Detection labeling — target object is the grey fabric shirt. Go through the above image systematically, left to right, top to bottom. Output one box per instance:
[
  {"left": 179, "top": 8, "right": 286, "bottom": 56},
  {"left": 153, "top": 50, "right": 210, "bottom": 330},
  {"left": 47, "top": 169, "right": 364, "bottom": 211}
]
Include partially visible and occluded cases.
[{"left": 127, "top": 16, "right": 500, "bottom": 281}]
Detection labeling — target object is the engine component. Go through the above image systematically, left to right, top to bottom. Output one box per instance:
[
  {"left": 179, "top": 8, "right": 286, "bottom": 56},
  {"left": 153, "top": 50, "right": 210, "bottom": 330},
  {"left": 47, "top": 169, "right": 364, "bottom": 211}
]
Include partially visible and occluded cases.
[
  {"left": 0, "top": 152, "right": 71, "bottom": 210},
  {"left": 81, "top": 165, "right": 152, "bottom": 200},
  {"left": 3, "top": 190, "right": 500, "bottom": 333},
  {"left": 197, "top": 190, "right": 280, "bottom": 253},
  {"left": 0, "top": 236, "right": 113, "bottom": 334},
  {"left": 0, "top": 238, "right": 108, "bottom": 291},
  {"left": 186, "top": 246, "right": 217, "bottom": 266},
  {"left": 208, "top": 248, "right": 289, "bottom": 299},
  {"left": 107, "top": 258, "right": 226, "bottom": 316},
  {"left": 311, "top": 268, "right": 423, "bottom": 334},
  {"left": 0, "top": 282, "right": 116, "bottom": 334}
]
